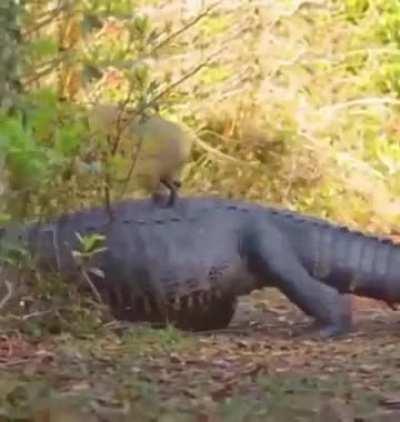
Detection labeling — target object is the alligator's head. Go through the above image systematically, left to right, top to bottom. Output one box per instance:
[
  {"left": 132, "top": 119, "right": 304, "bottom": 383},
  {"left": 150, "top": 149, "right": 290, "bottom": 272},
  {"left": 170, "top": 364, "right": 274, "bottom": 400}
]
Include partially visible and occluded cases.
[{"left": 0, "top": 222, "right": 32, "bottom": 266}]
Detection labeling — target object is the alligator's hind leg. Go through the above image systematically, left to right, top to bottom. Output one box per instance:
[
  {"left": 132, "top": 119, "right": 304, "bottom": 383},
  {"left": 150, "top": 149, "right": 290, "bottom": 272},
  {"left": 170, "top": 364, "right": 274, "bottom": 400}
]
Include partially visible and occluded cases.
[{"left": 244, "top": 225, "right": 352, "bottom": 338}]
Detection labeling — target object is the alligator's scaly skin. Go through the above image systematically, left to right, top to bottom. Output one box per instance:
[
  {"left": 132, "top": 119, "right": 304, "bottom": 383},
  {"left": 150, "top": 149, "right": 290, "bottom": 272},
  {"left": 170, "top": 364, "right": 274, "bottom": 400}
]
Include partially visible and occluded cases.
[
  {"left": 0, "top": 197, "right": 355, "bottom": 336},
  {"left": 269, "top": 208, "right": 400, "bottom": 307}
]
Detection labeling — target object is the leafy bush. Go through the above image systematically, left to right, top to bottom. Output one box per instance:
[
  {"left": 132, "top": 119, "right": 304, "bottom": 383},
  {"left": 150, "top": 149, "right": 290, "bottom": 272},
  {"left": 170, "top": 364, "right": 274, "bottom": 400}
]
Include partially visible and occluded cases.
[{"left": 1, "top": 0, "right": 400, "bottom": 232}]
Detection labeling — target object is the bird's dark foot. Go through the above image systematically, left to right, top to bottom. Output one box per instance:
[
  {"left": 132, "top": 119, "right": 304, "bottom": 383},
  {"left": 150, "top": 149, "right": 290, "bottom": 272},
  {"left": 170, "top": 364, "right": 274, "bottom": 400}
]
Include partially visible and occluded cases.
[
  {"left": 161, "top": 179, "right": 179, "bottom": 207},
  {"left": 151, "top": 191, "right": 171, "bottom": 208}
]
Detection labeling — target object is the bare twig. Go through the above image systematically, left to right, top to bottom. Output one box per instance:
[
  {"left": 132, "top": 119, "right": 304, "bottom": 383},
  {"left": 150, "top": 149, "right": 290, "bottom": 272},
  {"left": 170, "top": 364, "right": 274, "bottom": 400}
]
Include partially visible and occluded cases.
[
  {"left": 151, "top": 0, "right": 223, "bottom": 54},
  {"left": 22, "top": 4, "right": 67, "bottom": 37},
  {"left": 136, "top": 47, "right": 225, "bottom": 116},
  {"left": 277, "top": 48, "right": 400, "bottom": 68},
  {"left": 23, "top": 56, "right": 64, "bottom": 86},
  {"left": 103, "top": 87, "right": 136, "bottom": 218},
  {"left": 112, "top": 87, "right": 136, "bottom": 155},
  {"left": 319, "top": 97, "right": 400, "bottom": 114},
  {"left": 117, "top": 129, "right": 145, "bottom": 199},
  {"left": 195, "top": 130, "right": 255, "bottom": 165},
  {"left": 104, "top": 169, "right": 114, "bottom": 222},
  {"left": 71, "top": 245, "right": 103, "bottom": 303},
  {"left": 79, "top": 267, "right": 102, "bottom": 304},
  {"left": 0, "top": 280, "right": 13, "bottom": 311},
  {"left": 21, "top": 310, "right": 53, "bottom": 321},
  {"left": 192, "top": 327, "right": 253, "bottom": 336}
]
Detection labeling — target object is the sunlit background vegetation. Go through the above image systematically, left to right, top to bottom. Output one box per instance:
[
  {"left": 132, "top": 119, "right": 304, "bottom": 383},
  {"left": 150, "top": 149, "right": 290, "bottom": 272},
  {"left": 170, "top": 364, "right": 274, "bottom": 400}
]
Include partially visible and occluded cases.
[{"left": 2, "top": 0, "right": 400, "bottom": 233}]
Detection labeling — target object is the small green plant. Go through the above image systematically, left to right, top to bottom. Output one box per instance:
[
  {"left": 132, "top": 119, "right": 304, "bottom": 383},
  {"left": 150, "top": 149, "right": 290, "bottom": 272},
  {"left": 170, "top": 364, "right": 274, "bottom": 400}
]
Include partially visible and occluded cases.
[
  {"left": 72, "top": 232, "right": 107, "bottom": 303},
  {"left": 73, "top": 232, "right": 107, "bottom": 260}
]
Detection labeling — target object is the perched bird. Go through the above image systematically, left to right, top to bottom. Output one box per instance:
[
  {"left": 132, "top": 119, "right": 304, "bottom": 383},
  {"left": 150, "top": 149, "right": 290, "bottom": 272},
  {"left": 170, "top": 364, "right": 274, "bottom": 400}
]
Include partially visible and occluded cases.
[{"left": 88, "top": 104, "right": 193, "bottom": 206}]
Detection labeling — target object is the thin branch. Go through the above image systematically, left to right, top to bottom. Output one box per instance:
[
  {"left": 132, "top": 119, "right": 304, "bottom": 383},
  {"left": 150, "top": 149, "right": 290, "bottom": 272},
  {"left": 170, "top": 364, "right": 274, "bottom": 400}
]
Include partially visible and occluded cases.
[
  {"left": 151, "top": 0, "right": 223, "bottom": 54},
  {"left": 23, "top": 5, "right": 67, "bottom": 37},
  {"left": 136, "top": 47, "right": 224, "bottom": 116},
  {"left": 23, "top": 56, "right": 64, "bottom": 86},
  {"left": 190, "top": 67, "right": 252, "bottom": 107},
  {"left": 103, "top": 87, "right": 136, "bottom": 218},
  {"left": 112, "top": 87, "right": 136, "bottom": 155},
  {"left": 319, "top": 97, "right": 400, "bottom": 114},
  {"left": 195, "top": 130, "right": 257, "bottom": 165},
  {"left": 117, "top": 131, "right": 145, "bottom": 199},
  {"left": 104, "top": 174, "right": 114, "bottom": 221},
  {"left": 71, "top": 246, "right": 103, "bottom": 303},
  {"left": 79, "top": 267, "right": 102, "bottom": 304},
  {"left": 0, "top": 280, "right": 13, "bottom": 311},
  {"left": 21, "top": 310, "right": 52, "bottom": 321},
  {"left": 192, "top": 327, "right": 253, "bottom": 336}
]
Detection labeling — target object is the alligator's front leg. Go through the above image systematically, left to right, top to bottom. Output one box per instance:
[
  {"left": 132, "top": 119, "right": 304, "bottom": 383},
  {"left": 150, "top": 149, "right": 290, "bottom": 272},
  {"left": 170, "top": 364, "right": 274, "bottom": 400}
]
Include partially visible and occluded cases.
[{"left": 243, "top": 224, "right": 352, "bottom": 338}]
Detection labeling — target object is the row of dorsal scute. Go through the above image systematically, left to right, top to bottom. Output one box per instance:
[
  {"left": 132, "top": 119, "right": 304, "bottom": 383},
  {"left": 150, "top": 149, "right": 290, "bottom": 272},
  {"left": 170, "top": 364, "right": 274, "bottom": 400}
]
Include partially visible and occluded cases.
[
  {"left": 40, "top": 202, "right": 399, "bottom": 249},
  {"left": 267, "top": 206, "right": 398, "bottom": 247}
]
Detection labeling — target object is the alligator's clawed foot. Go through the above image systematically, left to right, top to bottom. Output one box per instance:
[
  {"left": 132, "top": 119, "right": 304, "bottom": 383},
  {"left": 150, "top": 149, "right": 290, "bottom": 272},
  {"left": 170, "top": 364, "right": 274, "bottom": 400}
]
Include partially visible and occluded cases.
[{"left": 293, "top": 320, "right": 352, "bottom": 340}]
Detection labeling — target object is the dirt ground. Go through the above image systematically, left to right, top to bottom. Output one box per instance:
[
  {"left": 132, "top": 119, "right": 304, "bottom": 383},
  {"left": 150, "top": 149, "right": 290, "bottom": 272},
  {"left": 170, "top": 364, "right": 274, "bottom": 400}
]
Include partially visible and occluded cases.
[{"left": 1, "top": 289, "right": 400, "bottom": 421}]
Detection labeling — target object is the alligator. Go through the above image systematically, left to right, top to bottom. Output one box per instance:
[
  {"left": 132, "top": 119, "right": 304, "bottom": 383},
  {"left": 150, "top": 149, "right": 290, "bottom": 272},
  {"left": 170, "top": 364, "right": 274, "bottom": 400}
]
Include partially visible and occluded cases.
[{"left": 0, "top": 196, "right": 357, "bottom": 337}]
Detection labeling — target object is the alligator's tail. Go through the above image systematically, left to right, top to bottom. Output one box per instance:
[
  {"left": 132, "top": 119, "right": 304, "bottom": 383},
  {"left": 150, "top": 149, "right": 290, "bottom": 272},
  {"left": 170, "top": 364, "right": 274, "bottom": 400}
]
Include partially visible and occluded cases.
[{"left": 310, "top": 222, "right": 400, "bottom": 306}]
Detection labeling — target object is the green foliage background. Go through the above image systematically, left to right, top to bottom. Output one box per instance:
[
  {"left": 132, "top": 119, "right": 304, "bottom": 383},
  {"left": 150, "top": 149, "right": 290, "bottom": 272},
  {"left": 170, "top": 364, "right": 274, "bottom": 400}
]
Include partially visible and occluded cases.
[{"left": 1, "top": 0, "right": 400, "bottom": 232}]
